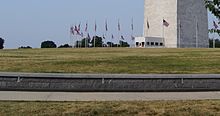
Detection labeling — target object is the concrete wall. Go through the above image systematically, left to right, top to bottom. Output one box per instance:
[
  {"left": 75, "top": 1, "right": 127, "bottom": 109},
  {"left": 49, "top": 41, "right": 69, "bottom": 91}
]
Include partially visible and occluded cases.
[{"left": 0, "top": 73, "right": 220, "bottom": 92}]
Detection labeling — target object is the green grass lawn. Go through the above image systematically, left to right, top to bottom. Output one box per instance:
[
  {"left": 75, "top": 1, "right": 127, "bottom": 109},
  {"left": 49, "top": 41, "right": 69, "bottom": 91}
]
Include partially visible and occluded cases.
[
  {"left": 0, "top": 48, "right": 220, "bottom": 74},
  {"left": 0, "top": 100, "right": 219, "bottom": 116}
]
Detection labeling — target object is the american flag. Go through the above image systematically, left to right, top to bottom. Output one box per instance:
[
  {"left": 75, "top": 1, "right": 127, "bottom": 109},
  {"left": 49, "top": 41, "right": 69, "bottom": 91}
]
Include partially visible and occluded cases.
[
  {"left": 131, "top": 18, "right": 134, "bottom": 31},
  {"left": 118, "top": 19, "right": 121, "bottom": 31},
  {"left": 163, "top": 19, "right": 169, "bottom": 27},
  {"left": 105, "top": 20, "right": 108, "bottom": 31},
  {"left": 147, "top": 20, "right": 150, "bottom": 29},
  {"left": 213, "top": 21, "right": 218, "bottom": 29},
  {"left": 95, "top": 22, "right": 97, "bottom": 32},
  {"left": 85, "top": 23, "right": 88, "bottom": 32},
  {"left": 78, "top": 24, "right": 81, "bottom": 32},
  {"left": 74, "top": 25, "right": 80, "bottom": 35},
  {"left": 74, "top": 25, "right": 78, "bottom": 31},
  {"left": 70, "top": 26, "right": 74, "bottom": 35},
  {"left": 87, "top": 33, "right": 91, "bottom": 40},
  {"left": 121, "top": 35, "right": 124, "bottom": 40}
]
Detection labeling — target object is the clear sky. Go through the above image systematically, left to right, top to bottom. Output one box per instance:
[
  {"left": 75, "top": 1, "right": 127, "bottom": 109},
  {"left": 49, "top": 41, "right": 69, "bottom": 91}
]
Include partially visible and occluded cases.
[{"left": 0, "top": 0, "right": 218, "bottom": 48}]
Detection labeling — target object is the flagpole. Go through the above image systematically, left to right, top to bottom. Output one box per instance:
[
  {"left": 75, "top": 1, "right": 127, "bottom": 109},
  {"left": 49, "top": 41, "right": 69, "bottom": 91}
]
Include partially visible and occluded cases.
[
  {"left": 195, "top": 16, "right": 198, "bottom": 48},
  {"left": 131, "top": 18, "right": 134, "bottom": 48},
  {"left": 162, "top": 18, "right": 165, "bottom": 47},
  {"left": 105, "top": 19, "right": 107, "bottom": 48},
  {"left": 118, "top": 19, "right": 120, "bottom": 47},
  {"left": 94, "top": 20, "right": 96, "bottom": 48},
  {"left": 178, "top": 20, "right": 181, "bottom": 48},
  {"left": 85, "top": 21, "right": 88, "bottom": 48},
  {"left": 79, "top": 23, "right": 81, "bottom": 48},
  {"left": 85, "top": 23, "right": 86, "bottom": 48},
  {"left": 143, "top": 23, "right": 145, "bottom": 37},
  {"left": 77, "top": 24, "right": 79, "bottom": 48},
  {"left": 70, "top": 25, "right": 73, "bottom": 48},
  {"left": 132, "top": 28, "right": 134, "bottom": 48},
  {"left": 118, "top": 30, "right": 119, "bottom": 47},
  {"left": 84, "top": 32, "right": 87, "bottom": 48},
  {"left": 94, "top": 32, "right": 96, "bottom": 48},
  {"left": 73, "top": 34, "right": 75, "bottom": 48},
  {"left": 102, "top": 34, "right": 104, "bottom": 47},
  {"left": 111, "top": 34, "right": 113, "bottom": 47},
  {"left": 76, "top": 35, "right": 78, "bottom": 48},
  {"left": 85, "top": 35, "right": 87, "bottom": 48}
]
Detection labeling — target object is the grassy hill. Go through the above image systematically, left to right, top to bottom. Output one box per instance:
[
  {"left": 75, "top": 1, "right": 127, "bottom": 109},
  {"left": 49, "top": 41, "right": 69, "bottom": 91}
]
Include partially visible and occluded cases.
[
  {"left": 0, "top": 48, "right": 220, "bottom": 74},
  {"left": 0, "top": 100, "right": 220, "bottom": 115}
]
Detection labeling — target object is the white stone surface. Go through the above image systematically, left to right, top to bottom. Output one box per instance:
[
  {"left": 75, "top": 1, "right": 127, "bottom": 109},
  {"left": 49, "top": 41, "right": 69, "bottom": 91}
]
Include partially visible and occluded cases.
[{"left": 144, "top": 0, "right": 209, "bottom": 48}]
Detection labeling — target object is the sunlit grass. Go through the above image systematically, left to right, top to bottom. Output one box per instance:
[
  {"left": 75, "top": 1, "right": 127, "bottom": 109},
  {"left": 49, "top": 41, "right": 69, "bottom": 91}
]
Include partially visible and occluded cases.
[
  {"left": 0, "top": 48, "right": 220, "bottom": 74},
  {"left": 0, "top": 100, "right": 219, "bottom": 115}
]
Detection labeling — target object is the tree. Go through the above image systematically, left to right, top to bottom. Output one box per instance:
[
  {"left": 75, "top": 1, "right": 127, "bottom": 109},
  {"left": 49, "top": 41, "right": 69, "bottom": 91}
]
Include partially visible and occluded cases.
[
  {"left": 205, "top": 0, "right": 220, "bottom": 35},
  {"left": 91, "top": 36, "right": 103, "bottom": 47},
  {"left": 0, "top": 38, "right": 4, "bottom": 49},
  {"left": 81, "top": 38, "right": 90, "bottom": 47},
  {"left": 209, "top": 39, "right": 220, "bottom": 48},
  {"left": 41, "top": 41, "right": 57, "bottom": 48},
  {"left": 74, "top": 41, "right": 82, "bottom": 48},
  {"left": 119, "top": 41, "right": 130, "bottom": 47},
  {"left": 107, "top": 42, "right": 114, "bottom": 47},
  {"left": 58, "top": 44, "right": 72, "bottom": 48},
  {"left": 19, "top": 46, "right": 32, "bottom": 49}
]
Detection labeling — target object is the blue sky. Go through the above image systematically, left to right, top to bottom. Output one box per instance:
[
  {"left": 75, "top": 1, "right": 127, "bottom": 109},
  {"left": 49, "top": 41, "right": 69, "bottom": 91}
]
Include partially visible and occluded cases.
[{"left": 0, "top": 0, "right": 218, "bottom": 48}]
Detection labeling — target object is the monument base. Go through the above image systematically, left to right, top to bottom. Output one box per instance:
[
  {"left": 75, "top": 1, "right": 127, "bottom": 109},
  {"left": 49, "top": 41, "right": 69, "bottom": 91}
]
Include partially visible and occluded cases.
[{"left": 135, "top": 37, "right": 164, "bottom": 48}]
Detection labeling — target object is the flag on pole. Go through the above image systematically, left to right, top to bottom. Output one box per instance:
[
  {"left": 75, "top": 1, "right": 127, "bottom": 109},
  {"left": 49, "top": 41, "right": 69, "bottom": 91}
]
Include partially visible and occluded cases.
[
  {"left": 131, "top": 18, "right": 134, "bottom": 31},
  {"left": 105, "top": 19, "right": 108, "bottom": 31},
  {"left": 118, "top": 19, "right": 121, "bottom": 31},
  {"left": 163, "top": 19, "right": 169, "bottom": 27},
  {"left": 147, "top": 20, "right": 150, "bottom": 29},
  {"left": 95, "top": 21, "right": 97, "bottom": 32},
  {"left": 213, "top": 21, "right": 218, "bottom": 29},
  {"left": 85, "top": 22, "right": 88, "bottom": 32},
  {"left": 78, "top": 24, "right": 81, "bottom": 32},
  {"left": 74, "top": 25, "right": 80, "bottom": 35},
  {"left": 74, "top": 25, "right": 78, "bottom": 31},
  {"left": 74, "top": 25, "right": 78, "bottom": 32},
  {"left": 70, "top": 26, "right": 74, "bottom": 35},
  {"left": 81, "top": 32, "right": 84, "bottom": 37},
  {"left": 87, "top": 33, "right": 91, "bottom": 40},
  {"left": 102, "top": 34, "right": 105, "bottom": 39},
  {"left": 111, "top": 34, "right": 114, "bottom": 39},
  {"left": 121, "top": 35, "right": 124, "bottom": 40},
  {"left": 131, "top": 35, "right": 135, "bottom": 40}
]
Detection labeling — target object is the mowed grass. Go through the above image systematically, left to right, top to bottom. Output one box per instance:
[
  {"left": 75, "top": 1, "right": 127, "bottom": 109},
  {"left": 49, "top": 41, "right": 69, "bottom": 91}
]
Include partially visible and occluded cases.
[
  {"left": 1, "top": 48, "right": 220, "bottom": 74},
  {"left": 0, "top": 100, "right": 220, "bottom": 116}
]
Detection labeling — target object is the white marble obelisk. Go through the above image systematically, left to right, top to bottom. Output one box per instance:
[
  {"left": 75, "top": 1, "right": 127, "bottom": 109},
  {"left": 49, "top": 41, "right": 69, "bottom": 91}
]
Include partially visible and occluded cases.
[{"left": 144, "top": 0, "right": 209, "bottom": 48}]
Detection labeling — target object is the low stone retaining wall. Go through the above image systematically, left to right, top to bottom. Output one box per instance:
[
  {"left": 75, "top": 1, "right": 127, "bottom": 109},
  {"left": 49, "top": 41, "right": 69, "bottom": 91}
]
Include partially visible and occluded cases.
[{"left": 0, "top": 73, "right": 220, "bottom": 92}]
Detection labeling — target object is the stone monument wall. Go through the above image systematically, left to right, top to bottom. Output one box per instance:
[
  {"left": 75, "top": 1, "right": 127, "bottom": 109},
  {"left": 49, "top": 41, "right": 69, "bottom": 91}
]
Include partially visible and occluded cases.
[{"left": 144, "top": 0, "right": 208, "bottom": 48}]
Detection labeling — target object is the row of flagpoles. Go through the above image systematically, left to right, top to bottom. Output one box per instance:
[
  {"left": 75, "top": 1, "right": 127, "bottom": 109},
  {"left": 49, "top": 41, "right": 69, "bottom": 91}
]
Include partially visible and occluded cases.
[
  {"left": 69, "top": 18, "right": 219, "bottom": 48},
  {"left": 69, "top": 19, "right": 136, "bottom": 48}
]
